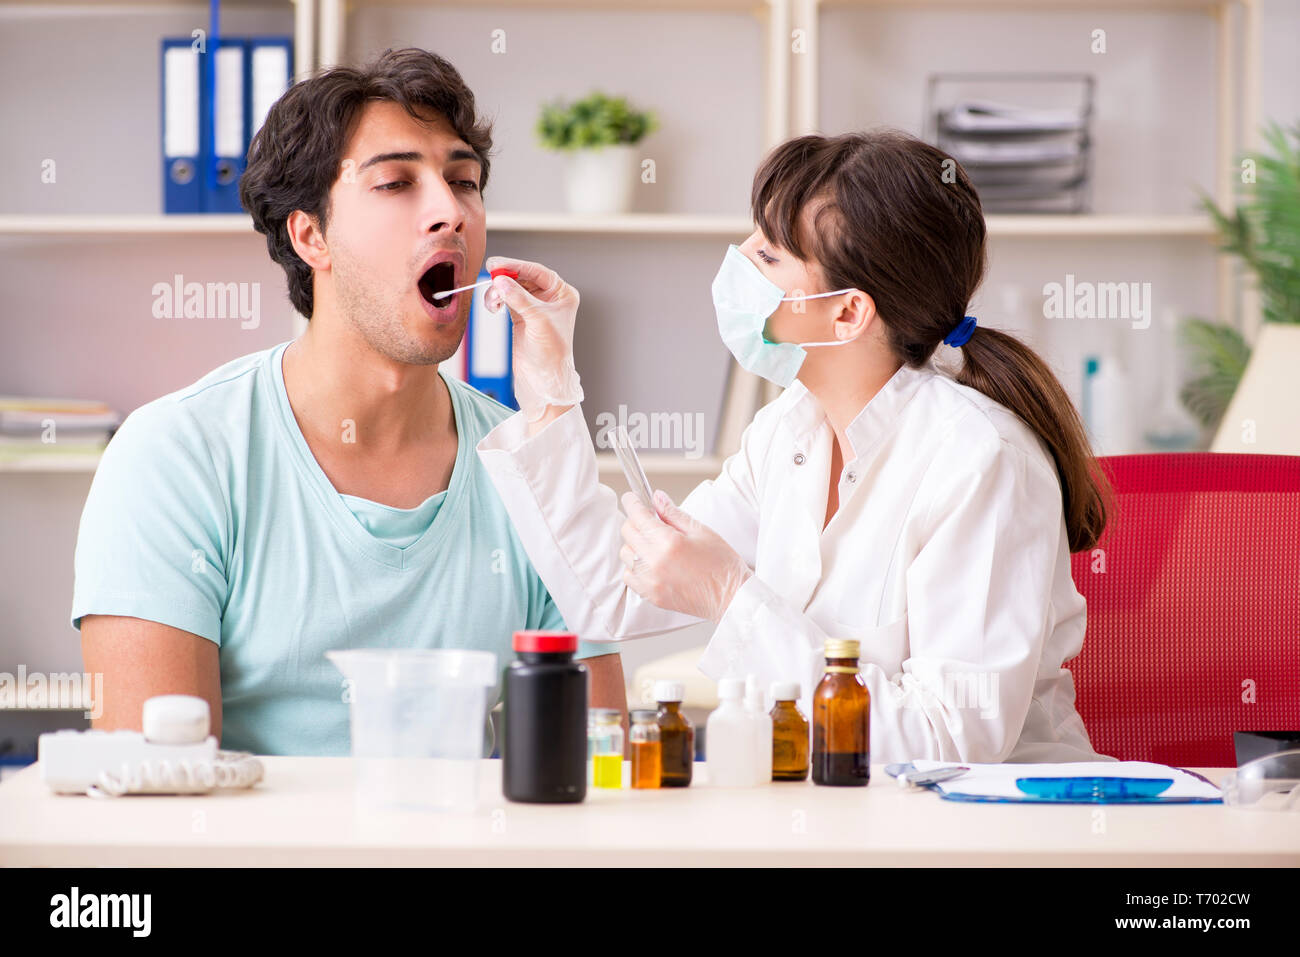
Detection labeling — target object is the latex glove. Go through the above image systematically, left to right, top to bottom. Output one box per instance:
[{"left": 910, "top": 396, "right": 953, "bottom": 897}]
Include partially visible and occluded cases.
[
  {"left": 483, "top": 255, "right": 584, "bottom": 422},
  {"left": 619, "top": 489, "right": 754, "bottom": 621}
]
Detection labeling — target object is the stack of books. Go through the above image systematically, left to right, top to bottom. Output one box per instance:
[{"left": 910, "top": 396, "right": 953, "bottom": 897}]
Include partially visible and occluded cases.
[{"left": 0, "top": 397, "right": 120, "bottom": 466}]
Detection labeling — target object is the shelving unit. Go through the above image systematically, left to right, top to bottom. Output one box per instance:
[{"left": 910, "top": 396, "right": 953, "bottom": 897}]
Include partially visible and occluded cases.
[
  {"left": 0, "top": 0, "right": 1263, "bottom": 469},
  {"left": 312, "top": 0, "right": 1255, "bottom": 450}
]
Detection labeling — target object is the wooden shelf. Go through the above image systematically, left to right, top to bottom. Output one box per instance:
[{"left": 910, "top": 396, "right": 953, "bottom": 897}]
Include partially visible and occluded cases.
[
  {"left": 349, "top": 0, "right": 760, "bottom": 8},
  {"left": 825, "top": 0, "right": 1233, "bottom": 7},
  {"left": 487, "top": 211, "right": 753, "bottom": 235},
  {"left": 0, "top": 212, "right": 1217, "bottom": 239},
  {"left": 0, "top": 214, "right": 255, "bottom": 235},
  {"left": 985, "top": 214, "right": 1216, "bottom": 238},
  {"left": 0, "top": 449, "right": 725, "bottom": 480},
  {"left": 0, "top": 455, "right": 104, "bottom": 473}
]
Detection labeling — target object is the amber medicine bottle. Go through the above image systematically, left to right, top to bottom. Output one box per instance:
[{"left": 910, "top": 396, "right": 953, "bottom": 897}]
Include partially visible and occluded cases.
[
  {"left": 812, "top": 639, "right": 870, "bottom": 786},
  {"left": 653, "top": 680, "right": 694, "bottom": 787},
  {"left": 769, "top": 681, "right": 809, "bottom": 781}
]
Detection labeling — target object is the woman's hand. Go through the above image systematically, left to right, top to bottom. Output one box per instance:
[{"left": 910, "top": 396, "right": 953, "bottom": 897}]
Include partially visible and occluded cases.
[
  {"left": 484, "top": 255, "right": 584, "bottom": 422},
  {"left": 619, "top": 490, "right": 753, "bottom": 621}
]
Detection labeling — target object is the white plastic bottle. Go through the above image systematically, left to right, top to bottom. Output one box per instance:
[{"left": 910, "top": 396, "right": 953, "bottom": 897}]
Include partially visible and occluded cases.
[
  {"left": 1083, "top": 355, "right": 1138, "bottom": 455},
  {"left": 745, "top": 674, "right": 773, "bottom": 785},
  {"left": 706, "top": 678, "right": 759, "bottom": 787}
]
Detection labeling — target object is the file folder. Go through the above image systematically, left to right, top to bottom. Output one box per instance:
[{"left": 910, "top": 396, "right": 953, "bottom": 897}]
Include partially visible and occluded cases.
[
  {"left": 161, "top": 33, "right": 293, "bottom": 214},
  {"left": 248, "top": 36, "right": 293, "bottom": 145},
  {"left": 207, "top": 37, "right": 247, "bottom": 214},
  {"left": 161, "top": 38, "right": 203, "bottom": 213},
  {"left": 465, "top": 268, "right": 517, "bottom": 409}
]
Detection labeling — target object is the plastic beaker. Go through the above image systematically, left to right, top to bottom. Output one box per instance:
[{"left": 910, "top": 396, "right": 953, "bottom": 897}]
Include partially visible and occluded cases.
[{"left": 326, "top": 648, "right": 498, "bottom": 812}]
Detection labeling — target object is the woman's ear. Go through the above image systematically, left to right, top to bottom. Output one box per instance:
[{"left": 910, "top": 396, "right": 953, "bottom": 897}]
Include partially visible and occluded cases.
[{"left": 834, "top": 289, "right": 876, "bottom": 341}]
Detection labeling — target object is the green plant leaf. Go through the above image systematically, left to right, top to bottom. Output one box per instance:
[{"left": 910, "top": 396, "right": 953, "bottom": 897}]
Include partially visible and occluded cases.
[
  {"left": 535, "top": 91, "right": 657, "bottom": 151},
  {"left": 1181, "top": 120, "right": 1300, "bottom": 430},
  {"left": 1197, "top": 120, "right": 1300, "bottom": 326},
  {"left": 1178, "top": 317, "right": 1251, "bottom": 429}
]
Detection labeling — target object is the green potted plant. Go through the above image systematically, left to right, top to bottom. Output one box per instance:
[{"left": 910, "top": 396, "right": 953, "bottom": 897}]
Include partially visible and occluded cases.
[
  {"left": 536, "top": 91, "right": 657, "bottom": 215},
  {"left": 1181, "top": 121, "right": 1300, "bottom": 451}
]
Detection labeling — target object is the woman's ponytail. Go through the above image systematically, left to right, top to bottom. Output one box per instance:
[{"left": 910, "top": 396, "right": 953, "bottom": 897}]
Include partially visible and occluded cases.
[{"left": 955, "top": 326, "right": 1113, "bottom": 552}]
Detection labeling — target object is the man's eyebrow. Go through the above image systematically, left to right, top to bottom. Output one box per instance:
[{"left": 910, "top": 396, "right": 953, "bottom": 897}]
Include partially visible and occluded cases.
[{"left": 358, "top": 149, "right": 482, "bottom": 172}]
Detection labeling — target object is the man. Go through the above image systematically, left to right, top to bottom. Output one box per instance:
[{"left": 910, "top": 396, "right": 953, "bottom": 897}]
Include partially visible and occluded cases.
[{"left": 72, "top": 48, "right": 625, "bottom": 755}]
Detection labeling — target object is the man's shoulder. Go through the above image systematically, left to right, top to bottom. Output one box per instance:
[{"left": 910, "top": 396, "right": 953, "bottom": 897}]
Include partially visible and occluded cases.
[
  {"left": 108, "top": 344, "right": 281, "bottom": 458},
  {"left": 163, "top": 344, "right": 278, "bottom": 411}
]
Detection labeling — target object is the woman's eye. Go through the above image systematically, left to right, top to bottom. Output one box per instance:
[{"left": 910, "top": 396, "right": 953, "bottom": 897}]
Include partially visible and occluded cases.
[
  {"left": 453, "top": 180, "right": 481, "bottom": 191},
  {"left": 374, "top": 181, "right": 408, "bottom": 192},
  {"left": 756, "top": 249, "right": 777, "bottom": 264}
]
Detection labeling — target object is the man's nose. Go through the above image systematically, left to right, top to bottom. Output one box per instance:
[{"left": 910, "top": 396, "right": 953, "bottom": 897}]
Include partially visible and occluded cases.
[{"left": 418, "top": 178, "right": 465, "bottom": 235}]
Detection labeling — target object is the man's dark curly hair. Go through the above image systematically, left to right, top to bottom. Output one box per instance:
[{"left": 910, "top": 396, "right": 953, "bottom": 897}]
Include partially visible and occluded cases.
[{"left": 238, "top": 48, "right": 494, "bottom": 319}]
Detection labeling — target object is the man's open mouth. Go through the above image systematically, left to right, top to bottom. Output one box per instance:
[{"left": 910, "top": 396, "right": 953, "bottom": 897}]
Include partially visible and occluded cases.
[{"left": 418, "top": 261, "right": 457, "bottom": 308}]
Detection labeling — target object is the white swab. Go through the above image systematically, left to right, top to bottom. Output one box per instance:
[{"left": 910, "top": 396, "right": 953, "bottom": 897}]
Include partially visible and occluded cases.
[
  {"left": 432, "top": 267, "right": 519, "bottom": 299},
  {"left": 432, "top": 279, "right": 487, "bottom": 300}
]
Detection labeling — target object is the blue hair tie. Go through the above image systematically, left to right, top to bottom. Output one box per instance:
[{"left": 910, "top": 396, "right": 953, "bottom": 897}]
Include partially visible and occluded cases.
[{"left": 944, "top": 315, "right": 977, "bottom": 348}]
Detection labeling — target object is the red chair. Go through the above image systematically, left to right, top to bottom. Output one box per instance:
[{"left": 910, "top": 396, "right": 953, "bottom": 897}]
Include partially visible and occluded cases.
[{"left": 1066, "top": 453, "right": 1300, "bottom": 768}]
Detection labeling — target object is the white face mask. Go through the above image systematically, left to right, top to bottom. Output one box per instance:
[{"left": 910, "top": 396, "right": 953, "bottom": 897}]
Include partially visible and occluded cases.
[{"left": 711, "top": 244, "right": 860, "bottom": 388}]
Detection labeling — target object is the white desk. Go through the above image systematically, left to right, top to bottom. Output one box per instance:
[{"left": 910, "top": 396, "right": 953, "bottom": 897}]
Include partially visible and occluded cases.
[{"left": 1, "top": 760, "right": 1295, "bottom": 867}]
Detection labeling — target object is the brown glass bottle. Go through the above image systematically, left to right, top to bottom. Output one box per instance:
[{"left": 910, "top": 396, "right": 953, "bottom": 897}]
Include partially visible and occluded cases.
[
  {"left": 812, "top": 639, "right": 870, "bottom": 786},
  {"left": 654, "top": 682, "right": 694, "bottom": 787},
  {"left": 769, "top": 682, "right": 809, "bottom": 781}
]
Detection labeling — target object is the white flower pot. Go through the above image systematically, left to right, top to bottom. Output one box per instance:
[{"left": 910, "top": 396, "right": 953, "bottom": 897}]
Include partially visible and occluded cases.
[
  {"left": 563, "top": 144, "right": 638, "bottom": 215},
  {"left": 1211, "top": 322, "right": 1300, "bottom": 454}
]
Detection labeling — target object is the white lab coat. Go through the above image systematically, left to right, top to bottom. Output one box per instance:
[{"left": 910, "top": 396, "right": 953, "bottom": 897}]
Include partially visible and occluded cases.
[{"left": 476, "top": 358, "right": 1112, "bottom": 764}]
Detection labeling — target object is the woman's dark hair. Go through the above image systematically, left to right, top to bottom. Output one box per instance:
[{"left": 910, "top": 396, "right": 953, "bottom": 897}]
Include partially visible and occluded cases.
[
  {"left": 239, "top": 48, "right": 494, "bottom": 318},
  {"left": 751, "top": 129, "right": 1111, "bottom": 552}
]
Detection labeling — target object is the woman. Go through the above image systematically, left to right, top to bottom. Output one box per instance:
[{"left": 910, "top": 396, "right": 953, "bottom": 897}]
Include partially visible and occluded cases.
[{"left": 476, "top": 129, "right": 1114, "bottom": 764}]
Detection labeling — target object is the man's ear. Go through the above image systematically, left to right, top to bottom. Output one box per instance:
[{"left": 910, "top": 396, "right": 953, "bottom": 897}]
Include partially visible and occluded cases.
[{"left": 287, "top": 210, "right": 330, "bottom": 272}]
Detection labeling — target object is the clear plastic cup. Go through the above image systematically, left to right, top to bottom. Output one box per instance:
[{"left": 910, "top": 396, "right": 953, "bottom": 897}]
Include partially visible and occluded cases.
[{"left": 326, "top": 649, "right": 498, "bottom": 813}]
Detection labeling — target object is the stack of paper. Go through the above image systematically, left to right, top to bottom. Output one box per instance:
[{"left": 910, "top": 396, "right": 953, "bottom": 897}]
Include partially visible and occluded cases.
[
  {"left": 935, "top": 92, "right": 1092, "bottom": 213},
  {"left": 0, "top": 397, "right": 120, "bottom": 463}
]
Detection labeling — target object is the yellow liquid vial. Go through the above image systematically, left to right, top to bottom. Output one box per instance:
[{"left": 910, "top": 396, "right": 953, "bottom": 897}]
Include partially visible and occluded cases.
[{"left": 592, "top": 754, "right": 623, "bottom": 789}]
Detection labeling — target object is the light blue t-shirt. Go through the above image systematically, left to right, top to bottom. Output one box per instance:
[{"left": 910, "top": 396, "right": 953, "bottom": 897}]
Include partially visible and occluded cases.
[{"left": 71, "top": 340, "right": 609, "bottom": 756}]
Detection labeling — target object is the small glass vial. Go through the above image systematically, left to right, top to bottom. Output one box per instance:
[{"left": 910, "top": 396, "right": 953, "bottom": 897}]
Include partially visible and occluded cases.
[
  {"left": 812, "top": 639, "right": 871, "bottom": 787},
  {"left": 653, "top": 680, "right": 694, "bottom": 787},
  {"left": 769, "top": 681, "right": 809, "bottom": 781},
  {"left": 588, "top": 707, "right": 624, "bottom": 789},
  {"left": 629, "top": 710, "right": 662, "bottom": 789}
]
